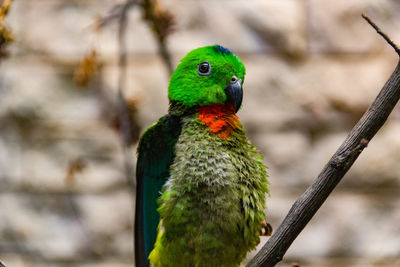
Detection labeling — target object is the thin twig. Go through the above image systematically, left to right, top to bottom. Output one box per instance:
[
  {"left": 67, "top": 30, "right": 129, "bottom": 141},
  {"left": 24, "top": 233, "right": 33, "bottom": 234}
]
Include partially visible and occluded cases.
[
  {"left": 97, "top": 0, "right": 139, "bottom": 28},
  {"left": 99, "top": 0, "right": 174, "bottom": 75},
  {"left": 141, "top": 0, "right": 175, "bottom": 75},
  {"left": 117, "top": 1, "right": 137, "bottom": 194},
  {"left": 116, "top": 2, "right": 138, "bottom": 263},
  {"left": 362, "top": 13, "right": 400, "bottom": 57},
  {"left": 246, "top": 17, "right": 400, "bottom": 267},
  {"left": 158, "top": 40, "right": 173, "bottom": 75}
]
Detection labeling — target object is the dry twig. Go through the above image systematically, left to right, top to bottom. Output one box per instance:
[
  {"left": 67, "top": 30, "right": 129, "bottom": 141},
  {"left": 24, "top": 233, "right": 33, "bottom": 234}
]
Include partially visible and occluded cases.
[
  {"left": 96, "top": 0, "right": 175, "bottom": 74},
  {"left": 117, "top": 0, "right": 139, "bottom": 193},
  {"left": 141, "top": 0, "right": 175, "bottom": 74},
  {"left": 362, "top": 13, "right": 400, "bottom": 56}
]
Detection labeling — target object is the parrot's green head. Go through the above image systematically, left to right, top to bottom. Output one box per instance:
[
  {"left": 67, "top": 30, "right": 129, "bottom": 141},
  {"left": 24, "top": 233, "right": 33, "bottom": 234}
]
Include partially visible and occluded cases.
[{"left": 168, "top": 45, "right": 246, "bottom": 113}]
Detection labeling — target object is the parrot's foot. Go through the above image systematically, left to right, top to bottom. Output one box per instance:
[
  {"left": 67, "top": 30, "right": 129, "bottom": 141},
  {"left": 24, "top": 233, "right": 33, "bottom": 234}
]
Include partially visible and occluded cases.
[{"left": 260, "top": 220, "right": 273, "bottom": 236}]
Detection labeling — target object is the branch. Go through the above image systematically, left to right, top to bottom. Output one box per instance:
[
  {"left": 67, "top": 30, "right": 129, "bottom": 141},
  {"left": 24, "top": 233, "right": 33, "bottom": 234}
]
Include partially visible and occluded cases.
[
  {"left": 96, "top": 0, "right": 138, "bottom": 28},
  {"left": 99, "top": 0, "right": 175, "bottom": 75},
  {"left": 117, "top": 0, "right": 137, "bottom": 193},
  {"left": 141, "top": 0, "right": 175, "bottom": 75},
  {"left": 362, "top": 13, "right": 400, "bottom": 56},
  {"left": 246, "top": 15, "right": 400, "bottom": 267}
]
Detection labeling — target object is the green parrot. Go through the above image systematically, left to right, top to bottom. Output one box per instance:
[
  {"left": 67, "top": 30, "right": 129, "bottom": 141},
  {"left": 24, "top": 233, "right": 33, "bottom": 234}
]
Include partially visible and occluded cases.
[{"left": 135, "top": 45, "right": 269, "bottom": 267}]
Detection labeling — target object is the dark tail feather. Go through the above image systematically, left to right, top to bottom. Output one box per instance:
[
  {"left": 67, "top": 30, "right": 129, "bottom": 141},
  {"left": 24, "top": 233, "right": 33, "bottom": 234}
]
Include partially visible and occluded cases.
[{"left": 135, "top": 176, "right": 148, "bottom": 267}]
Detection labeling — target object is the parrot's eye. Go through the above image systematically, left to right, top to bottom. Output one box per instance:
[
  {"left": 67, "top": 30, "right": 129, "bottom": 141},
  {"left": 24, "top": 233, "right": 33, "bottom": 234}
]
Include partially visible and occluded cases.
[{"left": 197, "top": 61, "right": 211, "bottom": 76}]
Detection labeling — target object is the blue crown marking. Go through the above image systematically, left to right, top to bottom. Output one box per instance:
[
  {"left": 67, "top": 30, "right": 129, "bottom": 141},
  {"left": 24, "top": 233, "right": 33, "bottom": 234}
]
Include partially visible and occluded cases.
[{"left": 215, "top": 45, "right": 233, "bottom": 55}]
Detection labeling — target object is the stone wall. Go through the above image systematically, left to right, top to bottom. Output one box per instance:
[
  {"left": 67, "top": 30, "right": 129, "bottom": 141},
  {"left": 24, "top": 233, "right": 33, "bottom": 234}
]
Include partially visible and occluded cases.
[{"left": 1, "top": 0, "right": 400, "bottom": 266}]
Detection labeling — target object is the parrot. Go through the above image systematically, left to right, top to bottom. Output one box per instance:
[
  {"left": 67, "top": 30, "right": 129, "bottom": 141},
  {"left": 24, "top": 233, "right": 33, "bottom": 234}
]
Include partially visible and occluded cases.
[{"left": 134, "top": 45, "right": 269, "bottom": 267}]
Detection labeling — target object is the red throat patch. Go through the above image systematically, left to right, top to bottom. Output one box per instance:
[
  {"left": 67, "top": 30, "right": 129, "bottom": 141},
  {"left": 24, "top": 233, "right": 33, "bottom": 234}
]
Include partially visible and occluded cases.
[{"left": 197, "top": 104, "right": 241, "bottom": 139}]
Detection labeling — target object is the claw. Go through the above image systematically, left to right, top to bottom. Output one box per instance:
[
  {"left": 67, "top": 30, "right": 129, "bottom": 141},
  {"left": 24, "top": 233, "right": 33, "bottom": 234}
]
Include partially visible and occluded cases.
[{"left": 260, "top": 220, "right": 273, "bottom": 236}]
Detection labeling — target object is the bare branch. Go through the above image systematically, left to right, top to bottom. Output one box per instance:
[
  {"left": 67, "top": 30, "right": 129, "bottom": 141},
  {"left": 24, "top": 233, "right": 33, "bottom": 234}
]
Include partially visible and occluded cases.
[
  {"left": 96, "top": 0, "right": 139, "bottom": 29},
  {"left": 98, "top": 0, "right": 175, "bottom": 75},
  {"left": 117, "top": 0, "right": 137, "bottom": 193},
  {"left": 140, "top": 0, "right": 175, "bottom": 74},
  {"left": 362, "top": 13, "right": 400, "bottom": 57},
  {"left": 246, "top": 16, "right": 400, "bottom": 267}
]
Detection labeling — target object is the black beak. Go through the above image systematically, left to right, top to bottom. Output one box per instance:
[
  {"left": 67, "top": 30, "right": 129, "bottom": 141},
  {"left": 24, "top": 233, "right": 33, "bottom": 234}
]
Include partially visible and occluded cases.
[{"left": 224, "top": 79, "right": 243, "bottom": 113}]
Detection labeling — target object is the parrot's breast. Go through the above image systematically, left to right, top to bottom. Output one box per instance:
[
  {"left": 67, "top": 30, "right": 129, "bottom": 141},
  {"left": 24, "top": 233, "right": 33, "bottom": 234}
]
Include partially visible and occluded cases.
[{"left": 149, "top": 113, "right": 269, "bottom": 267}]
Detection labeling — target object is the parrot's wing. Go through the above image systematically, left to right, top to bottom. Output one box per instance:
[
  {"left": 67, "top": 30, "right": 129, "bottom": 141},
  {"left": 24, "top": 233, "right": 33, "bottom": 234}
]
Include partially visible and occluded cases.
[{"left": 135, "top": 114, "right": 182, "bottom": 267}]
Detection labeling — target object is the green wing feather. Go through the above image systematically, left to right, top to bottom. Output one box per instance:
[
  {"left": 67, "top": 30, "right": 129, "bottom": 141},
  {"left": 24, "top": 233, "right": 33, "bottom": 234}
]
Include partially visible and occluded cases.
[{"left": 135, "top": 114, "right": 182, "bottom": 267}]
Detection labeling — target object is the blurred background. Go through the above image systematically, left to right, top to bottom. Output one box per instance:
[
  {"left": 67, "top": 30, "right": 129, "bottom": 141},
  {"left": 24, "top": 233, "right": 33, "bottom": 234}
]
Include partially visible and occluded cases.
[{"left": 1, "top": 0, "right": 400, "bottom": 266}]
